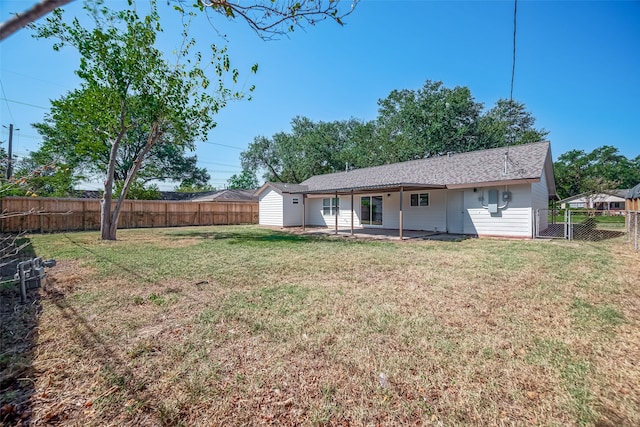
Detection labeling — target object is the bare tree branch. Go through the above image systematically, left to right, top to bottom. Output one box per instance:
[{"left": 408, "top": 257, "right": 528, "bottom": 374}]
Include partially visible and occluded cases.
[
  {"left": 0, "top": 0, "right": 73, "bottom": 41},
  {"left": 177, "top": 0, "right": 358, "bottom": 39}
]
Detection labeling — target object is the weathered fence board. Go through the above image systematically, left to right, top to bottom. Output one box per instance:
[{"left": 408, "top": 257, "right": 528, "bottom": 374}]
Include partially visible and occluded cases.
[{"left": 0, "top": 197, "right": 258, "bottom": 233}]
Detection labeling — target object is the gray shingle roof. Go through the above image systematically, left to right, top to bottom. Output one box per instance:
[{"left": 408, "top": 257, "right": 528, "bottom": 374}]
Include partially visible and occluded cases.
[
  {"left": 299, "top": 141, "right": 552, "bottom": 193},
  {"left": 258, "top": 182, "right": 310, "bottom": 194},
  {"left": 628, "top": 183, "right": 640, "bottom": 200},
  {"left": 190, "top": 189, "right": 257, "bottom": 202},
  {"left": 558, "top": 190, "right": 629, "bottom": 204}
]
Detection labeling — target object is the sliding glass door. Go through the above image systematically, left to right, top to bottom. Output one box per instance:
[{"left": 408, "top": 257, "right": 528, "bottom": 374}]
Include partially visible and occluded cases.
[{"left": 360, "top": 196, "right": 383, "bottom": 226}]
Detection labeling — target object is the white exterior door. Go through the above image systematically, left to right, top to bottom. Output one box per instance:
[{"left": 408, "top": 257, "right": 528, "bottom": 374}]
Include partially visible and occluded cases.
[{"left": 446, "top": 191, "right": 464, "bottom": 234}]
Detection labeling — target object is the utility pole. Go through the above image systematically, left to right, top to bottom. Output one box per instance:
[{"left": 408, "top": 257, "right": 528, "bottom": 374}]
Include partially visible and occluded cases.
[{"left": 6, "top": 124, "right": 14, "bottom": 180}]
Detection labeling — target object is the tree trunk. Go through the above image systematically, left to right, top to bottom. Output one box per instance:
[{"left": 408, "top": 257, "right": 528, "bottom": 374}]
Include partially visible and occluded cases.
[
  {"left": 100, "top": 112, "right": 127, "bottom": 240},
  {"left": 103, "top": 122, "right": 161, "bottom": 240},
  {"left": 100, "top": 193, "right": 114, "bottom": 240}
]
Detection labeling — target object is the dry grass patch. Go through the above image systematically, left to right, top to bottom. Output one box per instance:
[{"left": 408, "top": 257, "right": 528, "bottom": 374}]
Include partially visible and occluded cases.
[{"left": 2, "top": 226, "right": 638, "bottom": 426}]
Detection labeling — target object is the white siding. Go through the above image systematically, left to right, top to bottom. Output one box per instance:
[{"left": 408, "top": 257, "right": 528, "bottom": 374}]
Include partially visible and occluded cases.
[
  {"left": 531, "top": 168, "right": 550, "bottom": 231},
  {"left": 463, "top": 184, "right": 533, "bottom": 238},
  {"left": 258, "top": 189, "right": 284, "bottom": 226},
  {"left": 381, "top": 190, "right": 447, "bottom": 231},
  {"left": 403, "top": 190, "right": 447, "bottom": 231},
  {"left": 282, "top": 194, "right": 304, "bottom": 226},
  {"left": 306, "top": 196, "right": 358, "bottom": 228}
]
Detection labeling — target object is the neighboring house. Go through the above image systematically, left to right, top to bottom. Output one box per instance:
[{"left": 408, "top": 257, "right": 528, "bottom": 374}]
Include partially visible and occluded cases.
[
  {"left": 256, "top": 141, "right": 557, "bottom": 239},
  {"left": 190, "top": 189, "right": 258, "bottom": 203},
  {"left": 76, "top": 190, "right": 217, "bottom": 201},
  {"left": 559, "top": 190, "right": 628, "bottom": 212}
]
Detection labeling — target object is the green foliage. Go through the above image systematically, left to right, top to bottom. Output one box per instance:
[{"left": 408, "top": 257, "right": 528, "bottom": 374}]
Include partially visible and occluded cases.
[
  {"left": 33, "top": 0, "right": 253, "bottom": 239},
  {"left": 241, "top": 81, "right": 547, "bottom": 183},
  {"left": 241, "top": 116, "right": 375, "bottom": 183},
  {"left": 554, "top": 146, "right": 640, "bottom": 199},
  {"left": 12, "top": 149, "right": 78, "bottom": 197},
  {"left": 226, "top": 170, "right": 259, "bottom": 189},
  {"left": 114, "top": 180, "right": 161, "bottom": 200},
  {"left": 174, "top": 182, "right": 215, "bottom": 193}
]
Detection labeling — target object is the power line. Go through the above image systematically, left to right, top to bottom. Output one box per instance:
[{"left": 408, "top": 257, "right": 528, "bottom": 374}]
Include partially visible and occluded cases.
[
  {"left": 510, "top": 0, "right": 518, "bottom": 101},
  {"left": 1, "top": 68, "right": 73, "bottom": 90},
  {"left": 0, "top": 81, "right": 16, "bottom": 123},
  {"left": 0, "top": 97, "right": 48, "bottom": 110},
  {"left": 201, "top": 141, "right": 244, "bottom": 150}
]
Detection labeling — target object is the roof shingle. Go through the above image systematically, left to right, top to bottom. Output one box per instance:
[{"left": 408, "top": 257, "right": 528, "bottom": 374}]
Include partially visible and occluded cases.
[{"left": 299, "top": 141, "right": 552, "bottom": 192}]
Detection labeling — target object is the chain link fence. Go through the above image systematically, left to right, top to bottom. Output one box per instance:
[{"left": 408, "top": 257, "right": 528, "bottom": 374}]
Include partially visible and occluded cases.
[{"left": 535, "top": 209, "right": 634, "bottom": 250}]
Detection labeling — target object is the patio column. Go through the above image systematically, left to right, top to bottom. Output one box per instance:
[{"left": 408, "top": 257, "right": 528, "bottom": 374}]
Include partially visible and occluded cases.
[
  {"left": 399, "top": 186, "right": 404, "bottom": 240},
  {"left": 350, "top": 190, "right": 354, "bottom": 236},
  {"left": 335, "top": 191, "right": 339, "bottom": 235},
  {"left": 302, "top": 194, "right": 306, "bottom": 231}
]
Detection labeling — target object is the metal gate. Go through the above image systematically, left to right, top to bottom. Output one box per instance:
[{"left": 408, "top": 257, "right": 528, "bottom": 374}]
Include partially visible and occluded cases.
[{"left": 535, "top": 209, "right": 628, "bottom": 242}]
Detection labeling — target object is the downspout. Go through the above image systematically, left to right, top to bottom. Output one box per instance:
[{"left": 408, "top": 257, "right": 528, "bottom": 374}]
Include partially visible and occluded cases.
[
  {"left": 350, "top": 190, "right": 354, "bottom": 236},
  {"left": 335, "top": 191, "right": 338, "bottom": 235}
]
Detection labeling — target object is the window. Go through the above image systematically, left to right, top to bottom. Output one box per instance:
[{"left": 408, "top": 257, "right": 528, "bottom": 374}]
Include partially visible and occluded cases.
[
  {"left": 410, "top": 193, "right": 429, "bottom": 207},
  {"left": 322, "top": 197, "right": 340, "bottom": 216},
  {"left": 292, "top": 198, "right": 299, "bottom": 204}
]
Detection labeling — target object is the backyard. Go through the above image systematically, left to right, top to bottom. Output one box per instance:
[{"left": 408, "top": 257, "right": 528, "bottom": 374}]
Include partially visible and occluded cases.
[{"left": 1, "top": 225, "right": 639, "bottom": 426}]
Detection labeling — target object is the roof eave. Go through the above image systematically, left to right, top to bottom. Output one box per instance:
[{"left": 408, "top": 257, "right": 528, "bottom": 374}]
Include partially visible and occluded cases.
[
  {"left": 445, "top": 178, "right": 540, "bottom": 190},
  {"left": 255, "top": 182, "right": 281, "bottom": 196},
  {"left": 292, "top": 183, "right": 446, "bottom": 195}
]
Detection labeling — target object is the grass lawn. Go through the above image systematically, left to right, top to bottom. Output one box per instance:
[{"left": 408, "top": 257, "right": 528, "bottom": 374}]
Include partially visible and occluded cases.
[{"left": 2, "top": 225, "right": 639, "bottom": 426}]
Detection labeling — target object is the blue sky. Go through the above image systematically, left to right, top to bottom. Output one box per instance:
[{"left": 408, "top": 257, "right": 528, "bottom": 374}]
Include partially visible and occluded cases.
[{"left": 1, "top": 0, "right": 639, "bottom": 190}]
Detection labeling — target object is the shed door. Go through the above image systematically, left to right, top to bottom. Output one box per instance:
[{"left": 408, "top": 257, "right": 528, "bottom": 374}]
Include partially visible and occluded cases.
[{"left": 446, "top": 191, "right": 464, "bottom": 234}]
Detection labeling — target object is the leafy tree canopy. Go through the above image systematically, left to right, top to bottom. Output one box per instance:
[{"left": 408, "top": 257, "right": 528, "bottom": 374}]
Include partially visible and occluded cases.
[
  {"left": 243, "top": 80, "right": 548, "bottom": 183},
  {"left": 241, "top": 116, "right": 374, "bottom": 183},
  {"left": 554, "top": 146, "right": 640, "bottom": 199},
  {"left": 227, "top": 169, "right": 259, "bottom": 189},
  {"left": 174, "top": 182, "right": 216, "bottom": 193}
]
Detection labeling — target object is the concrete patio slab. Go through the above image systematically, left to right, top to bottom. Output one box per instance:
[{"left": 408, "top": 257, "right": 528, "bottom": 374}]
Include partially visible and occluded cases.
[{"left": 296, "top": 227, "right": 469, "bottom": 242}]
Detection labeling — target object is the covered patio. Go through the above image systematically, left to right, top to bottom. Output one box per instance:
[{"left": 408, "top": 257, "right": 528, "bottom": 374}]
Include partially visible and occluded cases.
[{"left": 297, "top": 183, "right": 446, "bottom": 240}]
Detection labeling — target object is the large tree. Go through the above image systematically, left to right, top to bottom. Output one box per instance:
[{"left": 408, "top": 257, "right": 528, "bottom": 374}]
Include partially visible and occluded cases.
[
  {"left": 34, "top": 1, "right": 247, "bottom": 239},
  {"left": 242, "top": 81, "right": 548, "bottom": 183},
  {"left": 374, "top": 81, "right": 484, "bottom": 162},
  {"left": 30, "top": 97, "right": 212, "bottom": 197},
  {"left": 477, "top": 98, "right": 548, "bottom": 148},
  {"left": 241, "top": 116, "right": 373, "bottom": 183},
  {"left": 554, "top": 146, "right": 640, "bottom": 199}
]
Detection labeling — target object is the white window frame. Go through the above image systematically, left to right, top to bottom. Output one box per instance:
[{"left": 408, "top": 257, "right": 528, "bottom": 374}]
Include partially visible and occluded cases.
[
  {"left": 410, "top": 193, "right": 430, "bottom": 207},
  {"left": 322, "top": 197, "right": 340, "bottom": 216}
]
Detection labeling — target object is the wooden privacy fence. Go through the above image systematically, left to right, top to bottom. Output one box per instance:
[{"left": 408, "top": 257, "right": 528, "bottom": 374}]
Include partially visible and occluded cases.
[{"left": 0, "top": 196, "right": 258, "bottom": 233}]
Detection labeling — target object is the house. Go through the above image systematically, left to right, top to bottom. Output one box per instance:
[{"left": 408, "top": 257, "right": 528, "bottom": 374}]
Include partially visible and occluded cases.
[
  {"left": 256, "top": 141, "right": 557, "bottom": 239},
  {"left": 559, "top": 190, "right": 628, "bottom": 213}
]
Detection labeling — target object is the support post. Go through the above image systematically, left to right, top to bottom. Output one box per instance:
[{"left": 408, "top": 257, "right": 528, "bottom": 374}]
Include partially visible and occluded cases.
[
  {"left": 6, "top": 123, "right": 14, "bottom": 179},
  {"left": 399, "top": 187, "right": 404, "bottom": 240},
  {"left": 350, "top": 190, "right": 354, "bottom": 236},
  {"left": 334, "top": 192, "right": 338, "bottom": 235}
]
